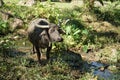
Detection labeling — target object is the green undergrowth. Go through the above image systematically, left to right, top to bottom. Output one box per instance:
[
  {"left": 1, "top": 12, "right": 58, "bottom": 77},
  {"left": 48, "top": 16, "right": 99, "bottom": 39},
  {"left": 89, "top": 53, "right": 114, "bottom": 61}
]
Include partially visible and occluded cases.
[
  {"left": 0, "top": 1, "right": 120, "bottom": 80},
  {"left": 93, "top": 1, "right": 120, "bottom": 26}
]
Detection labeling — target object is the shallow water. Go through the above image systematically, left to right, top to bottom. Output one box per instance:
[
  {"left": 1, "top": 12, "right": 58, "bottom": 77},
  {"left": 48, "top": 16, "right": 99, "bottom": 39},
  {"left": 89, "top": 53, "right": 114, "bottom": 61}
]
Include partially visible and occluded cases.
[{"left": 90, "top": 62, "right": 113, "bottom": 80}]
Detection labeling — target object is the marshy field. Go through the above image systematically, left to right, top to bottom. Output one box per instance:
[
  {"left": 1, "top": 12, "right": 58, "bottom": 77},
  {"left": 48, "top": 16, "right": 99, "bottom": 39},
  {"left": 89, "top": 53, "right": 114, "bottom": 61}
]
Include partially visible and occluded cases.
[{"left": 0, "top": 0, "right": 120, "bottom": 80}]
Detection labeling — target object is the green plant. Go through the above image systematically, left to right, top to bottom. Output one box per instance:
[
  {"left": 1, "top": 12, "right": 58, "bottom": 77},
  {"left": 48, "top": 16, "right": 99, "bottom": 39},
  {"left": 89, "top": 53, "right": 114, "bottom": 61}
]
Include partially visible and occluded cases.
[
  {"left": 83, "top": 0, "right": 114, "bottom": 11},
  {"left": 93, "top": 1, "right": 120, "bottom": 25},
  {"left": 0, "top": 20, "right": 10, "bottom": 35},
  {"left": 63, "top": 24, "right": 81, "bottom": 46},
  {"left": 0, "top": 37, "right": 15, "bottom": 57}
]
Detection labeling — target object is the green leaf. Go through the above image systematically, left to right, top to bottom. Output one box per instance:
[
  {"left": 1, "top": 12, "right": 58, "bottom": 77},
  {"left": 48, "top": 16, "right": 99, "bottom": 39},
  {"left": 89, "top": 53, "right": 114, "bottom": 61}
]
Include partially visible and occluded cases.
[
  {"left": 2, "top": 23, "right": 7, "bottom": 28},
  {"left": 65, "top": 26, "right": 71, "bottom": 35},
  {"left": 82, "top": 29, "right": 88, "bottom": 35},
  {"left": 73, "top": 30, "right": 81, "bottom": 35},
  {"left": 83, "top": 45, "right": 88, "bottom": 53}
]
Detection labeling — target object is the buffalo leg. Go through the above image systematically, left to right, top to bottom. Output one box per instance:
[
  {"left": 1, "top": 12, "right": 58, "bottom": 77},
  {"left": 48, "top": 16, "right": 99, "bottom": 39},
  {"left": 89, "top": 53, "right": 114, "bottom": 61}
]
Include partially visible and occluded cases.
[
  {"left": 46, "top": 44, "right": 52, "bottom": 60},
  {"left": 33, "top": 45, "right": 36, "bottom": 54},
  {"left": 35, "top": 45, "right": 41, "bottom": 64}
]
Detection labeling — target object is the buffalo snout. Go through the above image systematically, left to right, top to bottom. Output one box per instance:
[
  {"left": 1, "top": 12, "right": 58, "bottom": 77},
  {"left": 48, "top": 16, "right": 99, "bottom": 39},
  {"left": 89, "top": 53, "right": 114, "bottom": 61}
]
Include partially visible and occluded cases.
[{"left": 57, "top": 37, "right": 63, "bottom": 42}]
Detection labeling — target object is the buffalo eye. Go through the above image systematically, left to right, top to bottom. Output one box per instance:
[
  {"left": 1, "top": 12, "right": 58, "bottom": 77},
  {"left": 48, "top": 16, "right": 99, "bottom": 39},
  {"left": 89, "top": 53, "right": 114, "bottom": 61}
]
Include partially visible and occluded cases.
[{"left": 42, "top": 34, "right": 46, "bottom": 36}]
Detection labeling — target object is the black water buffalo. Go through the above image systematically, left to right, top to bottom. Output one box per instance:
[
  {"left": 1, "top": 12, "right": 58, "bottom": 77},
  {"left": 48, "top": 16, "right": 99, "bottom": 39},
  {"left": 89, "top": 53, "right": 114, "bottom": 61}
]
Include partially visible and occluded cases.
[{"left": 27, "top": 18, "right": 64, "bottom": 64}]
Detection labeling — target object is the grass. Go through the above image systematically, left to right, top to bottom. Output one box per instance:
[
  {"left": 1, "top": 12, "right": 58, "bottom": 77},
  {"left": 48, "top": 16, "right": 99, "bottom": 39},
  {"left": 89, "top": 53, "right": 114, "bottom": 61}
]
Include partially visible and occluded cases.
[
  {"left": 0, "top": 0, "right": 120, "bottom": 80},
  {"left": 4, "top": 0, "right": 19, "bottom": 4},
  {"left": 93, "top": 1, "right": 120, "bottom": 26}
]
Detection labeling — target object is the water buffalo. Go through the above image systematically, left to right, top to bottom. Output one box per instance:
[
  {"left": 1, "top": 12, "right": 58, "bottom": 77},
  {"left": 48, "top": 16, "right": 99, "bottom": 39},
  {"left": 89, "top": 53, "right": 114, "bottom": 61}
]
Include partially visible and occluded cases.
[{"left": 27, "top": 18, "right": 64, "bottom": 64}]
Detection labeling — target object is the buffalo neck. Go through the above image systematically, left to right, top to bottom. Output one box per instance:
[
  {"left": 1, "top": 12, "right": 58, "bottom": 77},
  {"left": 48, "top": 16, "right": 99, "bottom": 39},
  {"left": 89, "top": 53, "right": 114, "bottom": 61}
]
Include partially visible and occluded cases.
[{"left": 46, "top": 28, "right": 52, "bottom": 42}]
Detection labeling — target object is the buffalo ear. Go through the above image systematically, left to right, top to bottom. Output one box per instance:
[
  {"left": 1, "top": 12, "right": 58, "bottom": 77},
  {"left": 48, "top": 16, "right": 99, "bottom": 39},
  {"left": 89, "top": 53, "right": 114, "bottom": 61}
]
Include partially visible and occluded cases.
[{"left": 59, "top": 28, "right": 66, "bottom": 34}]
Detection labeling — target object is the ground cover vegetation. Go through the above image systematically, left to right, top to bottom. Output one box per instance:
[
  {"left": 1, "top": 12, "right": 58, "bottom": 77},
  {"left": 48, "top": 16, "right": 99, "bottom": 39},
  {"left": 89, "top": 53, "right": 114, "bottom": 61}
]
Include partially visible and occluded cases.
[{"left": 0, "top": 0, "right": 120, "bottom": 80}]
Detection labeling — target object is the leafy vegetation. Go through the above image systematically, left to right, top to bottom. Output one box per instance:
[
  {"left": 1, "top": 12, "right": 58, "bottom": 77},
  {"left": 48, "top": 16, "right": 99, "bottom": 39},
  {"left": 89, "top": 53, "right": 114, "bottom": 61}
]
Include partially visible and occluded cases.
[
  {"left": 0, "top": 0, "right": 120, "bottom": 80},
  {"left": 93, "top": 1, "right": 120, "bottom": 26},
  {"left": 0, "top": 20, "right": 10, "bottom": 35}
]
